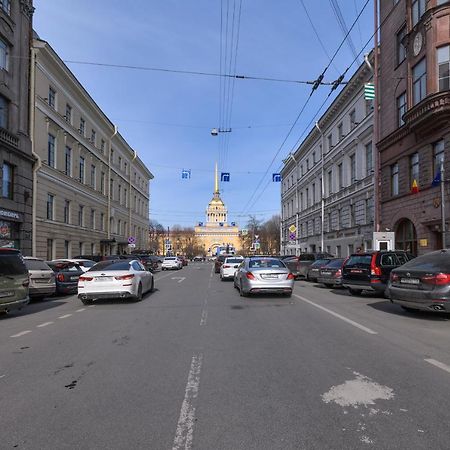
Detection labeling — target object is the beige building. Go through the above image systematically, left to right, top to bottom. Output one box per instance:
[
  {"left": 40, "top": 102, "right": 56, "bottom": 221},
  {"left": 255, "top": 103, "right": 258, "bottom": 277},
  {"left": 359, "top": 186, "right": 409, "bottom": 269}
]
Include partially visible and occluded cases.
[
  {"left": 31, "top": 37, "right": 153, "bottom": 259},
  {"left": 194, "top": 165, "right": 240, "bottom": 256}
]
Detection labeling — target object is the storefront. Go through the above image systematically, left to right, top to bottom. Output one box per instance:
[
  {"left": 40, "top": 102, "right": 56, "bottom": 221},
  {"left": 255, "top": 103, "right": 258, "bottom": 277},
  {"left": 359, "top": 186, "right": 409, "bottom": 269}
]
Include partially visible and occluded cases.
[{"left": 0, "top": 208, "right": 23, "bottom": 249}]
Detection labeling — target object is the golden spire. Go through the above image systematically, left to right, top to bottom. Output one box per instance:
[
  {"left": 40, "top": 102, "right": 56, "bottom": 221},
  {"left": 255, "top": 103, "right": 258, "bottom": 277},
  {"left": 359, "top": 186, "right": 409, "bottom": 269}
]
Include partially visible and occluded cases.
[{"left": 214, "top": 162, "right": 219, "bottom": 194}]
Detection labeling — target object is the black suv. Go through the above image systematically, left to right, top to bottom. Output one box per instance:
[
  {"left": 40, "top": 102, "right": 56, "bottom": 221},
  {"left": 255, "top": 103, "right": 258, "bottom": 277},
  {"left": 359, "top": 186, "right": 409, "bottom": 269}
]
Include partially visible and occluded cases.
[{"left": 342, "top": 250, "right": 415, "bottom": 297}]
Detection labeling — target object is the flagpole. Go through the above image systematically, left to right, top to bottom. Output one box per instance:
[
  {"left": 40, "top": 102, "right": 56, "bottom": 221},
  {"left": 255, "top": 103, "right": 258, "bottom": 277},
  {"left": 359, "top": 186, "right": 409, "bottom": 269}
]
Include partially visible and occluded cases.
[{"left": 441, "top": 159, "right": 446, "bottom": 249}]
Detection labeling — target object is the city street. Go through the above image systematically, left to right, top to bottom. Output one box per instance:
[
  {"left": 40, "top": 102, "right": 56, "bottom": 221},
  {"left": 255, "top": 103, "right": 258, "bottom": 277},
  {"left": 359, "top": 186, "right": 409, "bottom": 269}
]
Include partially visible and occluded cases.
[{"left": 2, "top": 262, "right": 450, "bottom": 449}]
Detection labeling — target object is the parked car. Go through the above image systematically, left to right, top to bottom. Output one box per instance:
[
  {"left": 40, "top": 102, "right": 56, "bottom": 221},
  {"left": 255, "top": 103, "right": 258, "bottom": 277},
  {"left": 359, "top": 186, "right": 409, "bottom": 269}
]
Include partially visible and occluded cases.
[
  {"left": 0, "top": 248, "right": 29, "bottom": 313},
  {"left": 389, "top": 249, "right": 450, "bottom": 313},
  {"left": 342, "top": 250, "right": 414, "bottom": 297},
  {"left": 284, "top": 253, "right": 334, "bottom": 279},
  {"left": 214, "top": 254, "right": 232, "bottom": 273},
  {"left": 132, "top": 255, "right": 160, "bottom": 272},
  {"left": 193, "top": 255, "right": 205, "bottom": 262},
  {"left": 179, "top": 256, "right": 188, "bottom": 266},
  {"left": 220, "top": 256, "right": 244, "bottom": 281},
  {"left": 23, "top": 257, "right": 56, "bottom": 299},
  {"left": 161, "top": 257, "right": 182, "bottom": 270},
  {"left": 234, "top": 257, "right": 295, "bottom": 297},
  {"left": 52, "top": 258, "right": 95, "bottom": 273},
  {"left": 306, "top": 258, "right": 334, "bottom": 282},
  {"left": 317, "top": 258, "right": 346, "bottom": 288},
  {"left": 78, "top": 259, "right": 154, "bottom": 304},
  {"left": 46, "top": 260, "right": 84, "bottom": 295}
]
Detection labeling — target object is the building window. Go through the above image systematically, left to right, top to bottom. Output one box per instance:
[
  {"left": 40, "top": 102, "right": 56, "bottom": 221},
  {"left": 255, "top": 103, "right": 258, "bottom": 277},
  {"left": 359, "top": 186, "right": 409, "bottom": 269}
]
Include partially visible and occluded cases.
[
  {"left": 412, "top": 0, "right": 425, "bottom": 27},
  {"left": 0, "top": 1, "right": 11, "bottom": 15},
  {"left": 397, "top": 25, "right": 406, "bottom": 65},
  {"left": 0, "top": 37, "right": 9, "bottom": 71},
  {"left": 438, "top": 45, "right": 450, "bottom": 92},
  {"left": 412, "top": 58, "right": 427, "bottom": 105},
  {"left": 48, "top": 86, "right": 56, "bottom": 109},
  {"left": 397, "top": 92, "right": 407, "bottom": 127},
  {"left": 0, "top": 94, "right": 8, "bottom": 129},
  {"left": 65, "top": 104, "right": 72, "bottom": 123},
  {"left": 349, "top": 109, "right": 356, "bottom": 129},
  {"left": 79, "top": 117, "right": 85, "bottom": 136},
  {"left": 337, "top": 123, "right": 343, "bottom": 140},
  {"left": 90, "top": 129, "right": 96, "bottom": 145},
  {"left": 48, "top": 134, "right": 56, "bottom": 168},
  {"left": 327, "top": 134, "right": 333, "bottom": 151},
  {"left": 100, "top": 139, "right": 105, "bottom": 154},
  {"left": 433, "top": 140, "right": 445, "bottom": 176},
  {"left": 365, "top": 142, "right": 373, "bottom": 176},
  {"left": 64, "top": 146, "right": 72, "bottom": 176},
  {"left": 111, "top": 149, "right": 114, "bottom": 165},
  {"left": 410, "top": 152, "right": 419, "bottom": 185},
  {"left": 350, "top": 153, "right": 356, "bottom": 183},
  {"left": 79, "top": 156, "right": 85, "bottom": 183},
  {"left": 118, "top": 156, "right": 122, "bottom": 170},
  {"left": 306, "top": 158, "right": 309, "bottom": 171},
  {"left": 124, "top": 161, "right": 128, "bottom": 175},
  {"left": 1, "top": 162, "right": 13, "bottom": 199},
  {"left": 337, "top": 163, "right": 343, "bottom": 189},
  {"left": 391, "top": 163, "right": 399, "bottom": 196},
  {"left": 90, "top": 164, "right": 96, "bottom": 188},
  {"left": 300, "top": 165, "right": 304, "bottom": 176},
  {"left": 327, "top": 170, "right": 333, "bottom": 195},
  {"left": 100, "top": 171, "right": 105, "bottom": 194},
  {"left": 110, "top": 179, "right": 114, "bottom": 200},
  {"left": 312, "top": 183, "right": 316, "bottom": 204},
  {"left": 124, "top": 188, "right": 128, "bottom": 207},
  {"left": 306, "top": 188, "right": 310, "bottom": 207},
  {"left": 300, "top": 192, "right": 303, "bottom": 210},
  {"left": 47, "top": 194, "right": 54, "bottom": 220},
  {"left": 366, "top": 198, "right": 374, "bottom": 223},
  {"left": 63, "top": 200, "right": 70, "bottom": 224},
  {"left": 78, "top": 205, "right": 84, "bottom": 226},
  {"left": 90, "top": 209, "right": 95, "bottom": 229},
  {"left": 100, "top": 213, "right": 105, "bottom": 231},
  {"left": 396, "top": 218, "right": 417, "bottom": 255},
  {"left": 118, "top": 219, "right": 121, "bottom": 235},
  {"left": 47, "top": 239, "right": 54, "bottom": 261},
  {"left": 64, "top": 240, "right": 70, "bottom": 258},
  {"left": 79, "top": 242, "right": 83, "bottom": 255}
]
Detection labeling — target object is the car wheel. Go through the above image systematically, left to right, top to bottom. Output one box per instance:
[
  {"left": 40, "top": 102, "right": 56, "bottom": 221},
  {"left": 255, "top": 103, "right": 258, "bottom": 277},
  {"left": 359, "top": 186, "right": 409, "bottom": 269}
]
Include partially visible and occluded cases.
[
  {"left": 239, "top": 282, "right": 248, "bottom": 297},
  {"left": 324, "top": 283, "right": 334, "bottom": 288},
  {"left": 135, "top": 284, "right": 143, "bottom": 302},
  {"left": 348, "top": 288, "right": 363, "bottom": 296},
  {"left": 81, "top": 298, "right": 92, "bottom": 305}
]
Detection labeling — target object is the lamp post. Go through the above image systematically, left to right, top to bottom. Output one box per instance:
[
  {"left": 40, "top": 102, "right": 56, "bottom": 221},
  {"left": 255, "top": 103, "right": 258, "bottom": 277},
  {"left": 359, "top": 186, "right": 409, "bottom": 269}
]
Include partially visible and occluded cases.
[{"left": 315, "top": 122, "right": 325, "bottom": 252}]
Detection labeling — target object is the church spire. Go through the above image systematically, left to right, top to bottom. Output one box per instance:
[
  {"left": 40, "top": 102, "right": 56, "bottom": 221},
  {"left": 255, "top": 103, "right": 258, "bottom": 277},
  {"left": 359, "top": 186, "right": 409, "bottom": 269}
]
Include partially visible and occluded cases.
[{"left": 214, "top": 162, "right": 219, "bottom": 194}]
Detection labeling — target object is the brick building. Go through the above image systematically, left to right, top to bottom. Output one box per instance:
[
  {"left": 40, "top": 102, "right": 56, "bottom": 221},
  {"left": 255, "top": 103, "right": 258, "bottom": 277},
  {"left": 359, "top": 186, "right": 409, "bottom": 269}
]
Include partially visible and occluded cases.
[{"left": 378, "top": 0, "right": 450, "bottom": 254}]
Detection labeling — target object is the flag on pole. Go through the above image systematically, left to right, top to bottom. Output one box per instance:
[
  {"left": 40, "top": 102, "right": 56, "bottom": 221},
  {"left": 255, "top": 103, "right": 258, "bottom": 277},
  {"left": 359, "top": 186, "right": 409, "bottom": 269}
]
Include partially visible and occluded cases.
[
  {"left": 432, "top": 170, "right": 441, "bottom": 187},
  {"left": 411, "top": 179, "right": 419, "bottom": 194}
]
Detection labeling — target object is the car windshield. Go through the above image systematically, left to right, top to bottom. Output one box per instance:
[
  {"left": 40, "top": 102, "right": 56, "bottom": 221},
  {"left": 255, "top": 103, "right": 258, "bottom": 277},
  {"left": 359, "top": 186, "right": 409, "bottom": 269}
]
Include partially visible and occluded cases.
[
  {"left": 0, "top": 252, "right": 27, "bottom": 275},
  {"left": 345, "top": 255, "right": 372, "bottom": 267},
  {"left": 165, "top": 257, "right": 177, "bottom": 261},
  {"left": 225, "top": 258, "right": 243, "bottom": 264},
  {"left": 326, "top": 258, "right": 345, "bottom": 268},
  {"left": 24, "top": 259, "right": 51, "bottom": 270},
  {"left": 249, "top": 259, "right": 285, "bottom": 268},
  {"left": 312, "top": 259, "right": 331, "bottom": 267},
  {"left": 78, "top": 260, "right": 95, "bottom": 268},
  {"left": 90, "top": 261, "right": 131, "bottom": 271}
]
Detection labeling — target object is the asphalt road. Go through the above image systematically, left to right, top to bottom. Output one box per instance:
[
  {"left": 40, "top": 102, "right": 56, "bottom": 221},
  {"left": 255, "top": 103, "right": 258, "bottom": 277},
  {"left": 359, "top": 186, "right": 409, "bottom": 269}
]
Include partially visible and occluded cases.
[{"left": 2, "top": 262, "right": 450, "bottom": 449}]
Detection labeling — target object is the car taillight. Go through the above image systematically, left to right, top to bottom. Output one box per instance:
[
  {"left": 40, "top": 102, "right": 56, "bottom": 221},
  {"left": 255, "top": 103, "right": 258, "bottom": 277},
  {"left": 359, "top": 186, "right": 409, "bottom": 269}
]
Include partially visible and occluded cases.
[
  {"left": 370, "top": 255, "right": 382, "bottom": 276},
  {"left": 223, "top": 265, "right": 230, "bottom": 268},
  {"left": 334, "top": 269, "right": 342, "bottom": 277},
  {"left": 246, "top": 272, "right": 255, "bottom": 280},
  {"left": 390, "top": 272, "right": 399, "bottom": 282},
  {"left": 57, "top": 273, "right": 65, "bottom": 282},
  {"left": 287, "top": 273, "right": 295, "bottom": 280},
  {"left": 422, "top": 273, "right": 450, "bottom": 286},
  {"left": 115, "top": 274, "right": 135, "bottom": 280},
  {"left": 79, "top": 276, "right": 93, "bottom": 282}
]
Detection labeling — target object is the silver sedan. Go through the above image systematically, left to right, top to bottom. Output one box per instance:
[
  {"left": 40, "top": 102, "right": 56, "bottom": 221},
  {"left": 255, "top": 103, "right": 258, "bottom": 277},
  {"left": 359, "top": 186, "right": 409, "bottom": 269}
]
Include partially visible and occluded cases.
[{"left": 234, "top": 257, "right": 295, "bottom": 297}]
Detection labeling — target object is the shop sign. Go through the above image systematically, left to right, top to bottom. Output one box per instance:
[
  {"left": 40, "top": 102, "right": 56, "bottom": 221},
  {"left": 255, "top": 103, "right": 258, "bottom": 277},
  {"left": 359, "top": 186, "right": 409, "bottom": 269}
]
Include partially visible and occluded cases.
[{"left": 0, "top": 209, "right": 22, "bottom": 222}]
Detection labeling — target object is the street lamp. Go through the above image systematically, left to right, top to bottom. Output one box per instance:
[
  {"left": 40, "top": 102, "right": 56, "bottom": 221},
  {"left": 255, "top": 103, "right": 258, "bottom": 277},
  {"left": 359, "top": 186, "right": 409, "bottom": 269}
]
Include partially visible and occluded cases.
[{"left": 315, "top": 122, "right": 325, "bottom": 252}]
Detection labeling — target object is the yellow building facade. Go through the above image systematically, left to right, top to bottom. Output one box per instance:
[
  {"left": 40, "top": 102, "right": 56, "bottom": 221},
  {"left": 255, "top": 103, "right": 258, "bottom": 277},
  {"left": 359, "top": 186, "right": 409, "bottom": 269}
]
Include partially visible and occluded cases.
[{"left": 194, "top": 165, "right": 240, "bottom": 256}]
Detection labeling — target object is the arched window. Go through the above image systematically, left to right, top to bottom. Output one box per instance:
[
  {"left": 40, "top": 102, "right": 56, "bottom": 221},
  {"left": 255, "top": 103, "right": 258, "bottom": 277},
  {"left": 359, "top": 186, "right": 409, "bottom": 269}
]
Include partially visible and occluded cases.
[{"left": 395, "top": 218, "right": 417, "bottom": 255}]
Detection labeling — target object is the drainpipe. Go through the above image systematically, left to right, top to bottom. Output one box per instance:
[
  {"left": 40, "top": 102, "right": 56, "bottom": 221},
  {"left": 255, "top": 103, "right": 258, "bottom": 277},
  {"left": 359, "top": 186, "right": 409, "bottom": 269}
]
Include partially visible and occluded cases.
[
  {"left": 30, "top": 44, "right": 40, "bottom": 257},
  {"left": 315, "top": 122, "right": 325, "bottom": 252},
  {"left": 107, "top": 125, "right": 118, "bottom": 245},
  {"left": 129, "top": 148, "right": 137, "bottom": 252}
]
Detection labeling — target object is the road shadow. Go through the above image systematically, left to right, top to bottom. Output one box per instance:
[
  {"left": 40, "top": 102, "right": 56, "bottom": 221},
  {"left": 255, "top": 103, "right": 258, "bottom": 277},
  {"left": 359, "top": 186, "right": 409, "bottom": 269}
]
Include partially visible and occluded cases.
[
  {"left": 81, "top": 290, "right": 157, "bottom": 306},
  {"left": 0, "top": 297, "right": 67, "bottom": 320},
  {"left": 368, "top": 300, "right": 450, "bottom": 322}
]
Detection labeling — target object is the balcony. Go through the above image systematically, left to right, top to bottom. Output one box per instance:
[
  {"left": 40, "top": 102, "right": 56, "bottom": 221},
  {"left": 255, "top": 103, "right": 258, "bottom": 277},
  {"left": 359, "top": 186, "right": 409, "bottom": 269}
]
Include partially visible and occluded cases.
[
  {"left": 403, "top": 91, "right": 450, "bottom": 134},
  {"left": 0, "top": 127, "right": 19, "bottom": 149}
]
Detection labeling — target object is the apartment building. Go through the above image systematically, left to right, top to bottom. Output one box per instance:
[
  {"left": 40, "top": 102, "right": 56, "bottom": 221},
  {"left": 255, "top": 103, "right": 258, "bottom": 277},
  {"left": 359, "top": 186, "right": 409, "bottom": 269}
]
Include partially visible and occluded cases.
[
  {"left": 378, "top": 0, "right": 450, "bottom": 255},
  {"left": 0, "top": 1, "right": 33, "bottom": 253},
  {"left": 32, "top": 38, "right": 153, "bottom": 260},
  {"left": 281, "top": 57, "right": 374, "bottom": 256}
]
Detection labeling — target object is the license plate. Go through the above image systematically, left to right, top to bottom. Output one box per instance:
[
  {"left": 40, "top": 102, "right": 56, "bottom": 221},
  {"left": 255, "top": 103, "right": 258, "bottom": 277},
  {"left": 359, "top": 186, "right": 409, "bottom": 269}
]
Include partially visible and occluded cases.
[
  {"left": 351, "top": 269, "right": 363, "bottom": 273},
  {"left": 321, "top": 271, "right": 332, "bottom": 276},
  {"left": 262, "top": 274, "right": 278, "bottom": 279},
  {"left": 70, "top": 276, "right": 79, "bottom": 281},
  {"left": 95, "top": 277, "right": 113, "bottom": 282},
  {"left": 400, "top": 278, "right": 420, "bottom": 284},
  {"left": 35, "top": 279, "right": 50, "bottom": 283},
  {"left": 0, "top": 291, "right": 14, "bottom": 298}
]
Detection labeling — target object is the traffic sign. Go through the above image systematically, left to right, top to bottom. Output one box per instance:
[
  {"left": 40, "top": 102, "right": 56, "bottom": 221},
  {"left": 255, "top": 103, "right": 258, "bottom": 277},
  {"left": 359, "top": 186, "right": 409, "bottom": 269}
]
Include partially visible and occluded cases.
[
  {"left": 288, "top": 225, "right": 297, "bottom": 233},
  {"left": 241, "top": 229, "right": 248, "bottom": 236},
  {"left": 128, "top": 236, "right": 136, "bottom": 244},
  {"left": 254, "top": 242, "right": 261, "bottom": 250}
]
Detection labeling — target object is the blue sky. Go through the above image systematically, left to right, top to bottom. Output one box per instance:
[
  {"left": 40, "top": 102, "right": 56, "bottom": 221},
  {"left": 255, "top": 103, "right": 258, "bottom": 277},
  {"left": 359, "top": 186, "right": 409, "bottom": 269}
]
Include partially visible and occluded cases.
[{"left": 34, "top": 0, "right": 374, "bottom": 228}]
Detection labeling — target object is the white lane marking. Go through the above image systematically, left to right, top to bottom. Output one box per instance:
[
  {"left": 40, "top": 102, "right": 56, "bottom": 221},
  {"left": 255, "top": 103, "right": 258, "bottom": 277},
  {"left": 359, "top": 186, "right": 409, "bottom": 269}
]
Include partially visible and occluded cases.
[
  {"left": 156, "top": 272, "right": 175, "bottom": 281},
  {"left": 171, "top": 277, "right": 186, "bottom": 283},
  {"left": 293, "top": 294, "right": 378, "bottom": 335},
  {"left": 87, "top": 305, "right": 95, "bottom": 308},
  {"left": 76, "top": 308, "right": 86, "bottom": 312},
  {"left": 200, "top": 309, "right": 208, "bottom": 326},
  {"left": 58, "top": 314, "right": 72, "bottom": 319},
  {"left": 37, "top": 321, "right": 54, "bottom": 328},
  {"left": 10, "top": 330, "right": 32, "bottom": 338},
  {"left": 172, "top": 353, "right": 203, "bottom": 450},
  {"left": 425, "top": 358, "right": 450, "bottom": 374},
  {"left": 0, "top": 374, "right": 5, "bottom": 379}
]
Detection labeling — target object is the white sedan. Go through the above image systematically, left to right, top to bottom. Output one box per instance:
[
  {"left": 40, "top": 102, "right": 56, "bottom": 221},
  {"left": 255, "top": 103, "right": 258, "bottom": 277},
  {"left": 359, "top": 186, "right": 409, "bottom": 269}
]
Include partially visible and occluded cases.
[
  {"left": 220, "top": 256, "right": 244, "bottom": 281},
  {"left": 161, "top": 257, "right": 182, "bottom": 270},
  {"left": 77, "top": 259, "right": 154, "bottom": 304}
]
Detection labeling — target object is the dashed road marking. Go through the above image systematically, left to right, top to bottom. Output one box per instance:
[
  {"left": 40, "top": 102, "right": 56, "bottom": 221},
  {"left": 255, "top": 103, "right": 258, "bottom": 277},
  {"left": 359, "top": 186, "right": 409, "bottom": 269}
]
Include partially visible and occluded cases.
[
  {"left": 171, "top": 277, "right": 186, "bottom": 283},
  {"left": 293, "top": 294, "right": 378, "bottom": 335},
  {"left": 76, "top": 308, "right": 86, "bottom": 312},
  {"left": 200, "top": 309, "right": 208, "bottom": 326},
  {"left": 58, "top": 314, "right": 72, "bottom": 319},
  {"left": 37, "top": 321, "right": 54, "bottom": 328},
  {"left": 10, "top": 330, "right": 32, "bottom": 338},
  {"left": 172, "top": 353, "right": 203, "bottom": 450},
  {"left": 425, "top": 358, "right": 450, "bottom": 374},
  {"left": 0, "top": 374, "right": 5, "bottom": 379}
]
